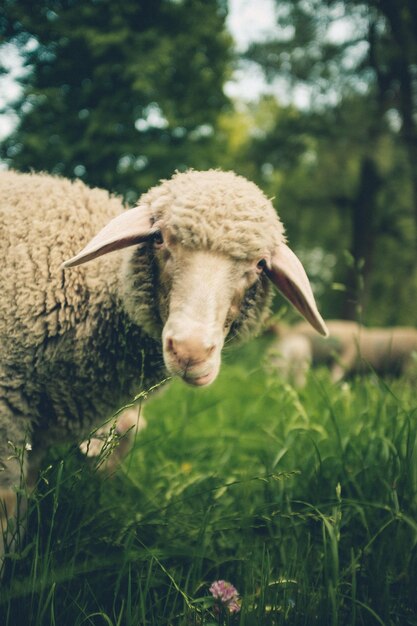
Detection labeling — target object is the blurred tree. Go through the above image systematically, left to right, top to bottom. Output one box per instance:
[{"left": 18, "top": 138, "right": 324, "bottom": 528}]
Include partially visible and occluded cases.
[
  {"left": 0, "top": 0, "right": 232, "bottom": 200},
  {"left": 244, "top": 0, "right": 417, "bottom": 323}
]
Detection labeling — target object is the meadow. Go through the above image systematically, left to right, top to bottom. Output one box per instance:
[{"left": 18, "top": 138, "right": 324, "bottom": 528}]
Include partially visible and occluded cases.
[{"left": 0, "top": 337, "right": 416, "bottom": 626}]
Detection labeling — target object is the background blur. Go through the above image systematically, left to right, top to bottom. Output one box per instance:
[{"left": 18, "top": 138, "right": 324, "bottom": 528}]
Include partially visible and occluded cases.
[{"left": 1, "top": 0, "right": 416, "bottom": 326}]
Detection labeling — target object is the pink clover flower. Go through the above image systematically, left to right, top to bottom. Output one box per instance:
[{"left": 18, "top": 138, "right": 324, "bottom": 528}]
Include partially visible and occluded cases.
[{"left": 209, "top": 580, "right": 241, "bottom": 613}]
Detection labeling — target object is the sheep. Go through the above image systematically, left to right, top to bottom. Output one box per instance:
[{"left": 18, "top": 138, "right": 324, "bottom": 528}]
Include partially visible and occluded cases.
[
  {"left": 0, "top": 168, "right": 327, "bottom": 564},
  {"left": 269, "top": 320, "right": 417, "bottom": 383},
  {"left": 265, "top": 332, "right": 312, "bottom": 388},
  {"left": 79, "top": 405, "right": 148, "bottom": 472}
]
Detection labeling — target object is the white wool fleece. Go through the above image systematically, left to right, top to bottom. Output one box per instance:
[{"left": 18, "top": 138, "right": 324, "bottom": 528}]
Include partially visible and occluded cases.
[{"left": 140, "top": 170, "right": 286, "bottom": 260}]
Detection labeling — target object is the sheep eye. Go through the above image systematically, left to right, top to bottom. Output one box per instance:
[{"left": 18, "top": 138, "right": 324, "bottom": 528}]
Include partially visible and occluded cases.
[
  {"left": 153, "top": 231, "right": 164, "bottom": 246},
  {"left": 256, "top": 258, "right": 267, "bottom": 272},
  {"left": 224, "top": 317, "right": 232, "bottom": 331}
]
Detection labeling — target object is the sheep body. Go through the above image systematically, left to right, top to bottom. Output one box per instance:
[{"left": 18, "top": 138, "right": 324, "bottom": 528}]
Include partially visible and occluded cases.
[
  {"left": 0, "top": 168, "right": 326, "bottom": 563},
  {"left": 0, "top": 171, "right": 162, "bottom": 464},
  {"left": 269, "top": 320, "right": 417, "bottom": 382}
]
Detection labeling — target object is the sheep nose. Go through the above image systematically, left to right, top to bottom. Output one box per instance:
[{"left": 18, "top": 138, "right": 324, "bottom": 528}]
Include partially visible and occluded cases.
[{"left": 166, "top": 335, "right": 216, "bottom": 366}]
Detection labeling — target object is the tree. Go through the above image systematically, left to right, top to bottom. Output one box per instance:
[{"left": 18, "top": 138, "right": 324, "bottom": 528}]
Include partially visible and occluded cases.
[
  {"left": 0, "top": 0, "right": 232, "bottom": 199},
  {"left": 244, "top": 0, "right": 417, "bottom": 323}
]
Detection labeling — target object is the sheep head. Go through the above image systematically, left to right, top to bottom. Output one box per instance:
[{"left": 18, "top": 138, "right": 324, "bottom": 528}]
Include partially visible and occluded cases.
[{"left": 64, "top": 170, "right": 328, "bottom": 387}]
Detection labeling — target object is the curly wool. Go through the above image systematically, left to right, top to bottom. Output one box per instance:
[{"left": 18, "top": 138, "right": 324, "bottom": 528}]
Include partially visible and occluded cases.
[
  {"left": 140, "top": 169, "right": 285, "bottom": 260},
  {"left": 0, "top": 170, "right": 162, "bottom": 465}
]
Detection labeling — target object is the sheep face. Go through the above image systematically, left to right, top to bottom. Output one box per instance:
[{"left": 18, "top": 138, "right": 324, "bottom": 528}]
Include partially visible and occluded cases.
[
  {"left": 64, "top": 170, "right": 328, "bottom": 388},
  {"left": 156, "top": 242, "right": 266, "bottom": 386}
]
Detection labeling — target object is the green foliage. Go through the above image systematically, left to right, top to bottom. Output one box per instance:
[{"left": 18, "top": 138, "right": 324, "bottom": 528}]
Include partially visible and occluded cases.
[
  {"left": 0, "top": 0, "right": 232, "bottom": 199},
  {"left": 242, "top": 0, "right": 417, "bottom": 324},
  {"left": 212, "top": 92, "right": 416, "bottom": 323},
  {"left": 245, "top": 95, "right": 415, "bottom": 324},
  {"left": 1, "top": 340, "right": 417, "bottom": 625}
]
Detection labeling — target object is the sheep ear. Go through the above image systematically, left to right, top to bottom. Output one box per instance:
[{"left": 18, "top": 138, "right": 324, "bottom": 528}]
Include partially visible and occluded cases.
[
  {"left": 63, "top": 205, "right": 158, "bottom": 268},
  {"left": 266, "top": 243, "right": 328, "bottom": 336}
]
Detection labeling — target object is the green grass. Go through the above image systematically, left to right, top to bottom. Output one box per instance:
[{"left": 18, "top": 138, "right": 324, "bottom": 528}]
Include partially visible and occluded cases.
[{"left": 1, "top": 338, "right": 417, "bottom": 625}]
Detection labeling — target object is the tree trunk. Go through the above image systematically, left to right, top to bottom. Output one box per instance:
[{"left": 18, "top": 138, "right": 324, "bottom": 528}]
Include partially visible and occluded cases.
[
  {"left": 379, "top": 0, "right": 417, "bottom": 244},
  {"left": 343, "top": 157, "right": 380, "bottom": 320}
]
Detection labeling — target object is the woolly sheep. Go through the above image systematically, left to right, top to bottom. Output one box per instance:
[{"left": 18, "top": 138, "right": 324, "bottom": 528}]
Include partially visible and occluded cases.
[
  {"left": 0, "top": 168, "right": 327, "bottom": 563},
  {"left": 269, "top": 320, "right": 417, "bottom": 383}
]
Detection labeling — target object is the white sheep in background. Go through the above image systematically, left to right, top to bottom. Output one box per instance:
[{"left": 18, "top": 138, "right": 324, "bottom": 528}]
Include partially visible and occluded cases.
[
  {"left": 0, "top": 168, "right": 327, "bottom": 563},
  {"left": 269, "top": 320, "right": 417, "bottom": 384},
  {"left": 266, "top": 333, "right": 312, "bottom": 388}
]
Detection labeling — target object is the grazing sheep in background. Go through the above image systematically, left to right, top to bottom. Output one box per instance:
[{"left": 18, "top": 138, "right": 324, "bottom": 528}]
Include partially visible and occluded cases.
[
  {"left": 0, "top": 168, "right": 327, "bottom": 564},
  {"left": 269, "top": 320, "right": 417, "bottom": 383},
  {"left": 266, "top": 333, "right": 312, "bottom": 388}
]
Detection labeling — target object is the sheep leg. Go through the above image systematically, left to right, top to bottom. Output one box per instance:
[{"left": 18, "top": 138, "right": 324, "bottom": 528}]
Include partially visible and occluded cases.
[
  {"left": 267, "top": 336, "right": 312, "bottom": 388},
  {"left": 331, "top": 343, "right": 358, "bottom": 382},
  {"left": 0, "top": 394, "right": 34, "bottom": 573},
  {"left": 79, "top": 406, "right": 147, "bottom": 472},
  {"left": 0, "top": 447, "right": 30, "bottom": 574},
  {"left": 0, "top": 487, "right": 18, "bottom": 564}
]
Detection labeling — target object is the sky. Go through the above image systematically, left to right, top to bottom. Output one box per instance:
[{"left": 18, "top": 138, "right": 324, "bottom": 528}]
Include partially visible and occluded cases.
[
  {"left": 224, "top": 0, "right": 279, "bottom": 101},
  {"left": 225, "top": 0, "right": 364, "bottom": 105},
  {"left": 227, "top": 0, "right": 277, "bottom": 52},
  {"left": 0, "top": 44, "right": 24, "bottom": 140}
]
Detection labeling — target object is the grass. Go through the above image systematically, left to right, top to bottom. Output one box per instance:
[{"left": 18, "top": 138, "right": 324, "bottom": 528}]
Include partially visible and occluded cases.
[{"left": 0, "top": 337, "right": 416, "bottom": 625}]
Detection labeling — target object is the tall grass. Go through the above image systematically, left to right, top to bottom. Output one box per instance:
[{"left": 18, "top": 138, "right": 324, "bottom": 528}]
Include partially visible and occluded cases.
[{"left": 1, "top": 338, "right": 416, "bottom": 625}]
